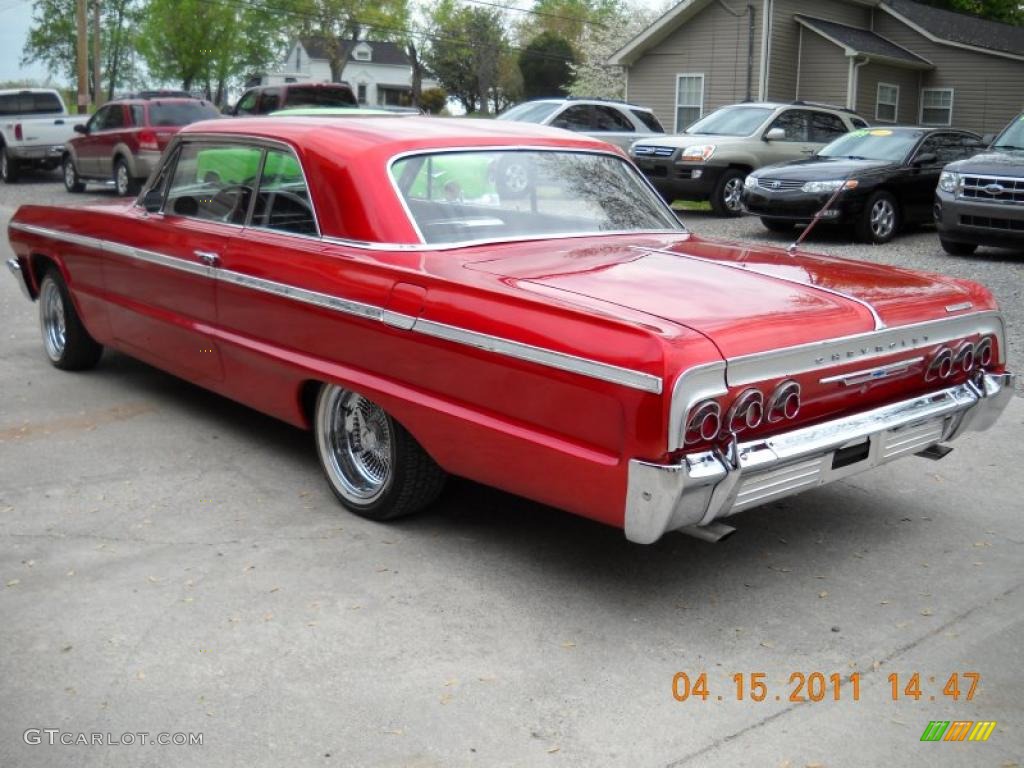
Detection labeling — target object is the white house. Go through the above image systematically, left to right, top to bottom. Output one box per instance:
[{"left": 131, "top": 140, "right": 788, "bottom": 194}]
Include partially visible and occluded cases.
[{"left": 263, "top": 38, "right": 437, "bottom": 107}]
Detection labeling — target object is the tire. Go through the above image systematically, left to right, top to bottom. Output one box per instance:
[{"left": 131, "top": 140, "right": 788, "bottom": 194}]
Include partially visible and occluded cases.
[
  {"left": 1, "top": 145, "right": 21, "bottom": 183},
  {"left": 63, "top": 155, "right": 85, "bottom": 193},
  {"left": 494, "top": 156, "right": 533, "bottom": 200},
  {"left": 113, "top": 157, "right": 140, "bottom": 197},
  {"left": 709, "top": 168, "right": 746, "bottom": 217},
  {"left": 856, "top": 190, "right": 899, "bottom": 244},
  {"left": 760, "top": 217, "right": 793, "bottom": 233},
  {"left": 940, "top": 238, "right": 977, "bottom": 256},
  {"left": 38, "top": 269, "right": 103, "bottom": 370},
  {"left": 314, "top": 384, "right": 447, "bottom": 521}
]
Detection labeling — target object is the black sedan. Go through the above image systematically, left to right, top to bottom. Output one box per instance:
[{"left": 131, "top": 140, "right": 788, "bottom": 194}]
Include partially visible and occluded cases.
[{"left": 741, "top": 127, "right": 984, "bottom": 243}]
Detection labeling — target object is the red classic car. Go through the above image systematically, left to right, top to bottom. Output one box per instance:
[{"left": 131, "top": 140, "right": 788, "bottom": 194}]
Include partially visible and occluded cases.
[{"left": 5, "top": 116, "right": 1015, "bottom": 543}]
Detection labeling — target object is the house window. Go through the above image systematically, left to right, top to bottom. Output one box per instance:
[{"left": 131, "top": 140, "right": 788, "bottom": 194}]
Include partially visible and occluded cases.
[
  {"left": 354, "top": 46, "right": 371, "bottom": 61},
  {"left": 675, "top": 73, "right": 704, "bottom": 132},
  {"left": 876, "top": 83, "right": 898, "bottom": 123},
  {"left": 357, "top": 84, "right": 367, "bottom": 104},
  {"left": 920, "top": 88, "right": 953, "bottom": 126}
]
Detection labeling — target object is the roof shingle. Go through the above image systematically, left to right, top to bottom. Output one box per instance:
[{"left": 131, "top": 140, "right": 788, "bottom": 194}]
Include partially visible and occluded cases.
[
  {"left": 883, "top": 0, "right": 1024, "bottom": 57},
  {"left": 795, "top": 14, "right": 933, "bottom": 65},
  {"left": 299, "top": 38, "right": 411, "bottom": 67}
]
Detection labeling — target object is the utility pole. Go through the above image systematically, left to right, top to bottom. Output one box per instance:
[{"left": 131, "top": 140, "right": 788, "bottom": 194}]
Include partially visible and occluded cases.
[
  {"left": 75, "top": 0, "right": 89, "bottom": 114},
  {"left": 92, "top": 0, "right": 102, "bottom": 107}
]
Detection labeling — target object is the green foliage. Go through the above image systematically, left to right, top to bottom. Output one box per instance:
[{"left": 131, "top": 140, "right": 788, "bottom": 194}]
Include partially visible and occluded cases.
[
  {"left": 917, "top": 0, "right": 1023, "bottom": 25},
  {"left": 518, "top": 32, "right": 576, "bottom": 99},
  {"left": 419, "top": 86, "right": 448, "bottom": 114}
]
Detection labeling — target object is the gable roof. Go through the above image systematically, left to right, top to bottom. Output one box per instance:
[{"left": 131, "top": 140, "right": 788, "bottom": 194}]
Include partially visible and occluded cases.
[
  {"left": 609, "top": 0, "right": 717, "bottom": 66},
  {"left": 882, "top": 0, "right": 1024, "bottom": 58},
  {"left": 795, "top": 15, "right": 933, "bottom": 67},
  {"left": 298, "top": 37, "right": 411, "bottom": 67}
]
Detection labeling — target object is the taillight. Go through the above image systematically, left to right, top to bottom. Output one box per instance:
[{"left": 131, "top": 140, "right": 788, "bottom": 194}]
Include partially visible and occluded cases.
[
  {"left": 14, "top": 123, "right": 23, "bottom": 141},
  {"left": 138, "top": 129, "right": 158, "bottom": 151},
  {"left": 975, "top": 336, "right": 994, "bottom": 368},
  {"left": 953, "top": 341, "right": 975, "bottom": 373},
  {"left": 926, "top": 347, "right": 954, "bottom": 381},
  {"left": 767, "top": 380, "right": 801, "bottom": 422},
  {"left": 725, "top": 388, "right": 764, "bottom": 433},
  {"left": 684, "top": 400, "right": 721, "bottom": 446}
]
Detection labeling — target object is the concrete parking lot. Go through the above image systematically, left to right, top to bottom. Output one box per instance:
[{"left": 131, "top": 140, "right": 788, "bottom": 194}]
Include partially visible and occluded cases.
[{"left": 1, "top": 171, "right": 1022, "bottom": 768}]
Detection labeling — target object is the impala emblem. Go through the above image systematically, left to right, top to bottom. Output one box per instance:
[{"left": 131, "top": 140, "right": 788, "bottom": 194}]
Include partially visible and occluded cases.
[{"left": 983, "top": 183, "right": 1005, "bottom": 196}]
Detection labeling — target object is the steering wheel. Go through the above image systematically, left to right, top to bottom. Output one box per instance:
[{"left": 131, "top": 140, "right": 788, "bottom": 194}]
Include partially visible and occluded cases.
[{"left": 209, "top": 184, "right": 252, "bottom": 223}]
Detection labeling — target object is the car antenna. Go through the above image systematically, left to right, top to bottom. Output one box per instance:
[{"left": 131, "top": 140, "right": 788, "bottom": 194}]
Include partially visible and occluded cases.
[{"left": 786, "top": 179, "right": 852, "bottom": 254}]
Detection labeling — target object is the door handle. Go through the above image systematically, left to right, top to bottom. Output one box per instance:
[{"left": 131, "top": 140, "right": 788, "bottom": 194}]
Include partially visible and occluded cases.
[{"left": 194, "top": 250, "right": 220, "bottom": 266}]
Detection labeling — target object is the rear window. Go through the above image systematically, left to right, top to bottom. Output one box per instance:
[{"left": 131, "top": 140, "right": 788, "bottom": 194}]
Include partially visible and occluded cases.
[
  {"left": 283, "top": 86, "right": 357, "bottom": 108},
  {"left": 0, "top": 91, "right": 63, "bottom": 116},
  {"left": 148, "top": 101, "right": 220, "bottom": 126},
  {"left": 630, "top": 109, "right": 665, "bottom": 133}
]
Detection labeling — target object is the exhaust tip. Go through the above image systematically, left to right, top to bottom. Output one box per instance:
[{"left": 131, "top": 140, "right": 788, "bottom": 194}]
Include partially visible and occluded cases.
[
  {"left": 916, "top": 444, "right": 953, "bottom": 461},
  {"left": 677, "top": 522, "right": 737, "bottom": 543}
]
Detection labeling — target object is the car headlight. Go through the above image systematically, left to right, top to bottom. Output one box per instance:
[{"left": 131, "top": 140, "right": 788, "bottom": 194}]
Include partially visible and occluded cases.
[
  {"left": 679, "top": 144, "right": 716, "bottom": 162},
  {"left": 938, "top": 171, "right": 960, "bottom": 193},
  {"left": 743, "top": 175, "right": 757, "bottom": 189},
  {"left": 801, "top": 179, "right": 859, "bottom": 193}
]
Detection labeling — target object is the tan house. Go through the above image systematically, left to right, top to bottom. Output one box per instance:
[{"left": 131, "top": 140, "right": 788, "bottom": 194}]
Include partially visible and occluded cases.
[{"left": 610, "top": 0, "right": 1024, "bottom": 135}]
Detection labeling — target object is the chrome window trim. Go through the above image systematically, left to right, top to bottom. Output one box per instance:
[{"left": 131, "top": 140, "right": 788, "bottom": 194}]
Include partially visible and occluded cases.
[
  {"left": 385, "top": 145, "right": 686, "bottom": 246},
  {"left": 8, "top": 222, "right": 663, "bottom": 395},
  {"left": 632, "top": 245, "right": 886, "bottom": 331}
]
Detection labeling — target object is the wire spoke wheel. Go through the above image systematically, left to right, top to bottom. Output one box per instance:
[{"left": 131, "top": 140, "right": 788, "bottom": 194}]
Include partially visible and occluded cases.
[
  {"left": 40, "top": 278, "right": 67, "bottom": 362},
  {"left": 318, "top": 387, "right": 394, "bottom": 504}
]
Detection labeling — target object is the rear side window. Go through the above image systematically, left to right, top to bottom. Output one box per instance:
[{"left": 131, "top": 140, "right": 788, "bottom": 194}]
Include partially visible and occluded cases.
[
  {"left": 283, "top": 86, "right": 357, "bottom": 108},
  {"left": 256, "top": 90, "right": 281, "bottom": 114},
  {"left": 0, "top": 91, "right": 63, "bottom": 116},
  {"left": 149, "top": 101, "right": 220, "bottom": 126},
  {"left": 130, "top": 105, "right": 145, "bottom": 127},
  {"left": 551, "top": 105, "right": 596, "bottom": 131},
  {"left": 593, "top": 105, "right": 634, "bottom": 132},
  {"left": 630, "top": 109, "right": 665, "bottom": 133},
  {"left": 767, "top": 110, "right": 811, "bottom": 141},
  {"left": 809, "top": 112, "right": 848, "bottom": 143},
  {"left": 850, "top": 116, "right": 869, "bottom": 129},
  {"left": 166, "top": 142, "right": 263, "bottom": 224},
  {"left": 251, "top": 149, "right": 318, "bottom": 235}
]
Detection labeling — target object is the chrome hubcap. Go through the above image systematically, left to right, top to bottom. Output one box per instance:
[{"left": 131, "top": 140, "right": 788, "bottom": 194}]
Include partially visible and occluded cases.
[
  {"left": 1, "top": 150, "right": 8, "bottom": 178},
  {"left": 65, "top": 161, "right": 76, "bottom": 188},
  {"left": 504, "top": 163, "right": 529, "bottom": 193},
  {"left": 116, "top": 164, "right": 128, "bottom": 195},
  {"left": 723, "top": 177, "right": 744, "bottom": 211},
  {"left": 870, "top": 199, "right": 895, "bottom": 238},
  {"left": 40, "top": 279, "right": 67, "bottom": 361},
  {"left": 317, "top": 387, "right": 393, "bottom": 503}
]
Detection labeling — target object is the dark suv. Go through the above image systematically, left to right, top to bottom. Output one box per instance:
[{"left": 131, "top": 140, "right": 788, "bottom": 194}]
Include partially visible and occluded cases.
[
  {"left": 227, "top": 83, "right": 358, "bottom": 116},
  {"left": 63, "top": 97, "right": 219, "bottom": 196},
  {"left": 934, "top": 113, "right": 1024, "bottom": 255}
]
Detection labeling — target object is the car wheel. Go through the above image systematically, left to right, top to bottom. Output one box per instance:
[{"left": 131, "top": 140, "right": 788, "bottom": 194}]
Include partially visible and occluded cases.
[
  {"left": 1, "top": 145, "right": 21, "bottom": 183},
  {"left": 63, "top": 156, "right": 85, "bottom": 193},
  {"left": 494, "top": 156, "right": 533, "bottom": 200},
  {"left": 113, "top": 158, "right": 140, "bottom": 197},
  {"left": 710, "top": 169, "right": 746, "bottom": 217},
  {"left": 856, "top": 191, "right": 899, "bottom": 244},
  {"left": 760, "top": 217, "right": 793, "bottom": 233},
  {"left": 939, "top": 238, "right": 977, "bottom": 256},
  {"left": 38, "top": 269, "right": 103, "bottom": 370},
  {"left": 314, "top": 384, "right": 447, "bottom": 521}
]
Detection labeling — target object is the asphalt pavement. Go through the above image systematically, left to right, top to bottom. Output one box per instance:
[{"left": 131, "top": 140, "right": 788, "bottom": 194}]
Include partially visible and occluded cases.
[{"left": 1, "top": 170, "right": 1022, "bottom": 768}]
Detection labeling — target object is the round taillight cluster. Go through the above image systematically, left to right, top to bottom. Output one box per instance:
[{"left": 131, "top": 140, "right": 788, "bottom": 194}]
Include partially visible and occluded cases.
[
  {"left": 926, "top": 335, "right": 996, "bottom": 381},
  {"left": 683, "top": 379, "right": 802, "bottom": 447}
]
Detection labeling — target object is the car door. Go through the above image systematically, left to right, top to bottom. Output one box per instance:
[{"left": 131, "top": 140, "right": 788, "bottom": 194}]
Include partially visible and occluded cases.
[
  {"left": 88, "top": 103, "right": 126, "bottom": 178},
  {"left": 76, "top": 105, "right": 113, "bottom": 176},
  {"left": 586, "top": 105, "right": 638, "bottom": 150},
  {"left": 760, "top": 109, "right": 818, "bottom": 165},
  {"left": 902, "top": 133, "right": 948, "bottom": 222},
  {"left": 100, "top": 139, "right": 262, "bottom": 382}
]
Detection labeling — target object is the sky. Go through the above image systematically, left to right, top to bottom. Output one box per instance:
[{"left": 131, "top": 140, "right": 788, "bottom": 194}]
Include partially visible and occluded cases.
[{"left": 0, "top": 0, "right": 50, "bottom": 83}]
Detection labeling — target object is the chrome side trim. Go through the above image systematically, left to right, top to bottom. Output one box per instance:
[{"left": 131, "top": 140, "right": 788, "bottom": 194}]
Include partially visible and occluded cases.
[
  {"left": 8, "top": 221, "right": 663, "bottom": 394},
  {"left": 631, "top": 245, "right": 886, "bottom": 331},
  {"left": 6, "top": 257, "right": 32, "bottom": 300},
  {"left": 726, "top": 310, "right": 1006, "bottom": 387},
  {"left": 626, "top": 371, "right": 1015, "bottom": 544}
]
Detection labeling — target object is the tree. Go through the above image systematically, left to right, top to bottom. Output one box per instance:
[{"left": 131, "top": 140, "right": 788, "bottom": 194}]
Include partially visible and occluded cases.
[
  {"left": 21, "top": 0, "right": 142, "bottom": 99},
  {"left": 568, "top": 0, "right": 659, "bottom": 100},
  {"left": 918, "top": 0, "right": 1022, "bottom": 24},
  {"left": 518, "top": 32, "right": 576, "bottom": 99},
  {"left": 419, "top": 86, "right": 447, "bottom": 114}
]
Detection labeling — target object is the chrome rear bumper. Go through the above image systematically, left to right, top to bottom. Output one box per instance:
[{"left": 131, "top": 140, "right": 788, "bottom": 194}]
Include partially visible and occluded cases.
[{"left": 625, "top": 372, "right": 1015, "bottom": 544}]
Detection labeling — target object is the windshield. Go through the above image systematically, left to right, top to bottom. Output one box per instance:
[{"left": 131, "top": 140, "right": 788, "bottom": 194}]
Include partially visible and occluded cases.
[
  {"left": 283, "top": 86, "right": 357, "bottom": 108},
  {"left": 149, "top": 101, "right": 220, "bottom": 126},
  {"left": 497, "top": 102, "right": 560, "bottom": 123},
  {"left": 686, "top": 106, "right": 773, "bottom": 136},
  {"left": 992, "top": 114, "right": 1024, "bottom": 150},
  {"left": 819, "top": 129, "right": 923, "bottom": 162},
  {"left": 391, "top": 150, "right": 682, "bottom": 245}
]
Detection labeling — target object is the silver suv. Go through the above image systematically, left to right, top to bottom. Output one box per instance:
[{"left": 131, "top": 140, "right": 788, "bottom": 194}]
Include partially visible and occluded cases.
[
  {"left": 497, "top": 98, "right": 665, "bottom": 152},
  {"left": 629, "top": 101, "right": 868, "bottom": 215}
]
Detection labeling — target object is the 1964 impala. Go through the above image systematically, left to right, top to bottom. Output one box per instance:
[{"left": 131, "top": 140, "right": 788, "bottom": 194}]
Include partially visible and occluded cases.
[{"left": 5, "top": 117, "right": 1015, "bottom": 543}]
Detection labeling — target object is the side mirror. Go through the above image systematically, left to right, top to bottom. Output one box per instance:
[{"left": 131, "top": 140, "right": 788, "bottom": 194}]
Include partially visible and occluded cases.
[
  {"left": 73, "top": 123, "right": 88, "bottom": 134},
  {"left": 764, "top": 127, "right": 785, "bottom": 141},
  {"left": 913, "top": 152, "right": 937, "bottom": 166},
  {"left": 141, "top": 188, "right": 163, "bottom": 213}
]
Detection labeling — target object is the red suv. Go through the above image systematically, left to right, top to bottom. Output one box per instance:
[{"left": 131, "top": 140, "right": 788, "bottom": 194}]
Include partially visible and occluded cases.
[{"left": 63, "top": 97, "right": 220, "bottom": 196}]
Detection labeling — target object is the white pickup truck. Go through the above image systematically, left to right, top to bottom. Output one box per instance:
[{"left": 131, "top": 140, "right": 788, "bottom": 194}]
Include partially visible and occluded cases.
[{"left": 1, "top": 89, "right": 88, "bottom": 183}]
